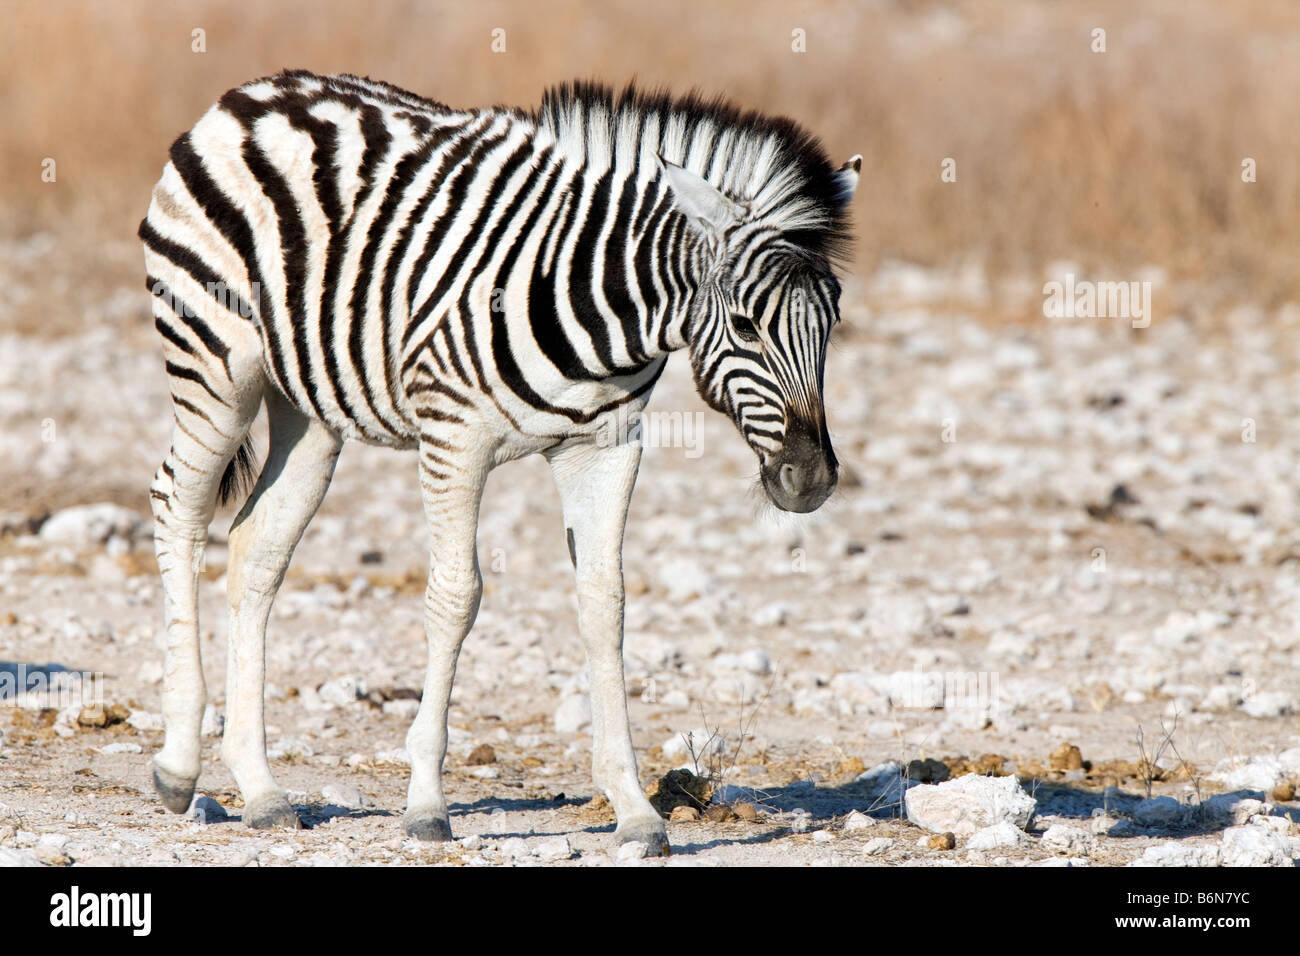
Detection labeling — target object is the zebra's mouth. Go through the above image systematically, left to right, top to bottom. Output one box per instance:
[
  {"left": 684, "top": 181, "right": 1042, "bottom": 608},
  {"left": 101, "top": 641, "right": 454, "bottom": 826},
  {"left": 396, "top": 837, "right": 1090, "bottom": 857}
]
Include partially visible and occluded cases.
[
  {"left": 759, "top": 419, "right": 838, "bottom": 513},
  {"left": 761, "top": 461, "right": 837, "bottom": 513}
]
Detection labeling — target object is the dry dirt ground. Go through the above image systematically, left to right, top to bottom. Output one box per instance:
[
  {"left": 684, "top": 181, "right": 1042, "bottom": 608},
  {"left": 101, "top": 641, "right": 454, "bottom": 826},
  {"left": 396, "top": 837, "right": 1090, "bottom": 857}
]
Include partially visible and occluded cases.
[{"left": 1, "top": 246, "right": 1299, "bottom": 866}]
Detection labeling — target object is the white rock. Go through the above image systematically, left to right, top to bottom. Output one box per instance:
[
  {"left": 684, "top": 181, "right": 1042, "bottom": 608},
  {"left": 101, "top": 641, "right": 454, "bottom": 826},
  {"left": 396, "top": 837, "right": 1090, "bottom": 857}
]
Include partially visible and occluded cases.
[
  {"left": 38, "top": 504, "right": 145, "bottom": 547},
  {"left": 656, "top": 558, "right": 716, "bottom": 602},
  {"left": 750, "top": 602, "right": 792, "bottom": 627},
  {"left": 739, "top": 649, "right": 772, "bottom": 676},
  {"left": 318, "top": 676, "right": 365, "bottom": 707},
  {"left": 657, "top": 690, "right": 690, "bottom": 711},
  {"left": 1240, "top": 692, "right": 1291, "bottom": 719},
  {"left": 554, "top": 694, "right": 591, "bottom": 735},
  {"left": 382, "top": 699, "right": 420, "bottom": 719},
  {"left": 201, "top": 705, "right": 223, "bottom": 737},
  {"left": 126, "top": 709, "right": 163, "bottom": 732},
  {"left": 96, "top": 742, "right": 142, "bottom": 755},
  {"left": 1277, "top": 747, "right": 1300, "bottom": 777},
  {"left": 1209, "top": 756, "right": 1286, "bottom": 792},
  {"left": 904, "top": 774, "right": 1036, "bottom": 836},
  {"left": 321, "top": 783, "right": 367, "bottom": 810},
  {"left": 1200, "top": 794, "right": 1266, "bottom": 827},
  {"left": 1132, "top": 796, "right": 1186, "bottom": 829},
  {"left": 842, "top": 811, "right": 876, "bottom": 832},
  {"left": 966, "top": 822, "right": 1027, "bottom": 849},
  {"left": 1041, "top": 824, "right": 1095, "bottom": 855},
  {"left": 1220, "top": 825, "right": 1293, "bottom": 867},
  {"left": 811, "top": 830, "right": 834, "bottom": 844},
  {"left": 535, "top": 836, "right": 574, "bottom": 862},
  {"left": 498, "top": 837, "right": 531, "bottom": 859},
  {"left": 862, "top": 837, "right": 895, "bottom": 856},
  {"left": 617, "top": 840, "right": 648, "bottom": 861},
  {"left": 1129, "top": 842, "right": 1221, "bottom": 867},
  {"left": 0, "top": 847, "right": 41, "bottom": 867}
]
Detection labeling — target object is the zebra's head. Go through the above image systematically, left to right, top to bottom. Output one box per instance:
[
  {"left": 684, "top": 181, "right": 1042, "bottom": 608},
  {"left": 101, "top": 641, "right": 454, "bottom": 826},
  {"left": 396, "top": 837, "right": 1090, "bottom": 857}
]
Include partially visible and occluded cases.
[{"left": 660, "top": 153, "right": 860, "bottom": 513}]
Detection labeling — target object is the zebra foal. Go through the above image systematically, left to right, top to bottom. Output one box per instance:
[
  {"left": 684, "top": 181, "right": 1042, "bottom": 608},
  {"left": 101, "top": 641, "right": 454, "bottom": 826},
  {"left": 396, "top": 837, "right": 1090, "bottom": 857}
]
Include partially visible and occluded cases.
[{"left": 140, "top": 71, "right": 858, "bottom": 854}]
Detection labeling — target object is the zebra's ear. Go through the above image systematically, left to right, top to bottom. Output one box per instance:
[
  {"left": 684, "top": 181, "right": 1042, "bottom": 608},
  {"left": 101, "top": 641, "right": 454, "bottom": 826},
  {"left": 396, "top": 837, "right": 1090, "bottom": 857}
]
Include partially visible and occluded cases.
[
  {"left": 832, "top": 154, "right": 862, "bottom": 206},
  {"left": 656, "top": 155, "right": 743, "bottom": 235}
]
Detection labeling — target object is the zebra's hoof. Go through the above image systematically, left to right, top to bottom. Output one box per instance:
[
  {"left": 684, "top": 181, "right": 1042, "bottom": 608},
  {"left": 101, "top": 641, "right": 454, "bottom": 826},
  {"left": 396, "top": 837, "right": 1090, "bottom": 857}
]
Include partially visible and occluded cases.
[
  {"left": 152, "top": 764, "right": 197, "bottom": 814},
  {"left": 244, "top": 794, "right": 302, "bottom": 830},
  {"left": 403, "top": 810, "right": 453, "bottom": 842},
  {"left": 617, "top": 820, "right": 670, "bottom": 856}
]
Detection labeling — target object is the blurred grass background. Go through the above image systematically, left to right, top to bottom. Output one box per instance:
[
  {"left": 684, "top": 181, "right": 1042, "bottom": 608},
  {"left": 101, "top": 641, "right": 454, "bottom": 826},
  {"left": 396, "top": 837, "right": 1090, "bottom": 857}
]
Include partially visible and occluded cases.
[{"left": 3, "top": 0, "right": 1299, "bottom": 325}]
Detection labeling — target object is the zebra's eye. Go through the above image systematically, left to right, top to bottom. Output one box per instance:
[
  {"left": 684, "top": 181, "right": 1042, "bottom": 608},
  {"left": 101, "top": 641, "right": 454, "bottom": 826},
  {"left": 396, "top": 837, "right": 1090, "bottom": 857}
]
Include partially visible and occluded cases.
[{"left": 730, "top": 314, "right": 759, "bottom": 342}]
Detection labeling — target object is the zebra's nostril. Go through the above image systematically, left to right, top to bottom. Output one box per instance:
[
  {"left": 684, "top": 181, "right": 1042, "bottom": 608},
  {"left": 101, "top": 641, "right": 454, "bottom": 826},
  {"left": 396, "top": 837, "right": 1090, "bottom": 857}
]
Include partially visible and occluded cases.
[{"left": 779, "top": 463, "right": 803, "bottom": 497}]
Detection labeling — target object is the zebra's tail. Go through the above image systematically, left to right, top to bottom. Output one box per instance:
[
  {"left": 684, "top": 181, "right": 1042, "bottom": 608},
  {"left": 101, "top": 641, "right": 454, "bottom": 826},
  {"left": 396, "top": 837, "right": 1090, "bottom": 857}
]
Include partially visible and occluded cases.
[{"left": 218, "top": 436, "right": 259, "bottom": 508}]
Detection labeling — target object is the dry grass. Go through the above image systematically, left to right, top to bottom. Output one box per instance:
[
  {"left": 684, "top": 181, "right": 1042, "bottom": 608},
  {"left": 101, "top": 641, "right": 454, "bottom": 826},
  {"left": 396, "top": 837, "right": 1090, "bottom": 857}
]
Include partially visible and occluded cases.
[{"left": 3, "top": 0, "right": 1300, "bottom": 306}]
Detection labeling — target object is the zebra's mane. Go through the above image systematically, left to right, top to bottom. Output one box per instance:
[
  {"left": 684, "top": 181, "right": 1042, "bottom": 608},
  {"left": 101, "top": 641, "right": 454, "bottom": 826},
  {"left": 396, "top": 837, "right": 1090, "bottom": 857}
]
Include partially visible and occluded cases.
[{"left": 533, "top": 81, "right": 853, "bottom": 263}]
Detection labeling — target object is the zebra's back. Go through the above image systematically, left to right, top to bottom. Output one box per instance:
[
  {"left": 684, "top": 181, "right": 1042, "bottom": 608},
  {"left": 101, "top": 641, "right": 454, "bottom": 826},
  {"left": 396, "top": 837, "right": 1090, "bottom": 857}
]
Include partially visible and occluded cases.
[{"left": 141, "top": 70, "right": 539, "bottom": 448}]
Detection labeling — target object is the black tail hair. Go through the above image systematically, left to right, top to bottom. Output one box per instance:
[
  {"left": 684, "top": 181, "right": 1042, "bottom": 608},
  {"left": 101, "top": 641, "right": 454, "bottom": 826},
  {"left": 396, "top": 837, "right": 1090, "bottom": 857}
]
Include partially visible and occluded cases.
[{"left": 218, "top": 437, "right": 259, "bottom": 507}]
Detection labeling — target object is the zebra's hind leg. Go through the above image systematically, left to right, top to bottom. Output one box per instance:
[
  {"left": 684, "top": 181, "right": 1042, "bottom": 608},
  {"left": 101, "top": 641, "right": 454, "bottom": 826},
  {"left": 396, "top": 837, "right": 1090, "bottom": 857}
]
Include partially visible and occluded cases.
[
  {"left": 150, "top": 358, "right": 263, "bottom": 813},
  {"left": 222, "top": 389, "right": 342, "bottom": 830},
  {"left": 546, "top": 438, "right": 668, "bottom": 855}
]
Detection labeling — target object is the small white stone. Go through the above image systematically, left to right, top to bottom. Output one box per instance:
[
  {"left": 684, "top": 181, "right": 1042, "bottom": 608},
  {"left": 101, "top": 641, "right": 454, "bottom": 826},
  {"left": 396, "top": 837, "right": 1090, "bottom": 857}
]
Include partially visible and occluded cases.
[
  {"left": 38, "top": 503, "right": 144, "bottom": 547},
  {"left": 739, "top": 649, "right": 771, "bottom": 675},
  {"left": 318, "top": 676, "right": 366, "bottom": 707},
  {"left": 1240, "top": 692, "right": 1291, "bottom": 719},
  {"left": 554, "top": 694, "right": 592, "bottom": 735},
  {"left": 382, "top": 699, "right": 420, "bottom": 719},
  {"left": 201, "top": 704, "right": 223, "bottom": 737},
  {"left": 126, "top": 709, "right": 163, "bottom": 732},
  {"left": 96, "top": 742, "right": 142, "bottom": 755},
  {"left": 1209, "top": 756, "right": 1286, "bottom": 793},
  {"left": 904, "top": 774, "right": 1036, "bottom": 836},
  {"left": 321, "top": 782, "right": 367, "bottom": 810},
  {"left": 1201, "top": 794, "right": 1266, "bottom": 827},
  {"left": 842, "top": 811, "right": 876, "bottom": 832},
  {"left": 966, "top": 822, "right": 1027, "bottom": 849},
  {"left": 1041, "top": 824, "right": 1094, "bottom": 855},
  {"left": 1220, "top": 825, "right": 1293, "bottom": 867},
  {"left": 811, "top": 830, "right": 834, "bottom": 843},
  {"left": 535, "top": 836, "right": 573, "bottom": 862},
  {"left": 498, "top": 837, "right": 531, "bottom": 859},
  {"left": 862, "top": 837, "right": 895, "bottom": 856},
  {"left": 617, "top": 840, "right": 648, "bottom": 861},
  {"left": 1129, "top": 842, "right": 1220, "bottom": 867},
  {"left": 0, "top": 847, "right": 43, "bottom": 867}
]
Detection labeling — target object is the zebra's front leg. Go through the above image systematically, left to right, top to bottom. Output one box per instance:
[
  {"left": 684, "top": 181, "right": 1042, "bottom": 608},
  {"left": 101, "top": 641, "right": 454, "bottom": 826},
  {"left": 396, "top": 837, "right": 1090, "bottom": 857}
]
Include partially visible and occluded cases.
[
  {"left": 547, "top": 437, "right": 667, "bottom": 855},
  {"left": 403, "top": 442, "right": 489, "bottom": 841}
]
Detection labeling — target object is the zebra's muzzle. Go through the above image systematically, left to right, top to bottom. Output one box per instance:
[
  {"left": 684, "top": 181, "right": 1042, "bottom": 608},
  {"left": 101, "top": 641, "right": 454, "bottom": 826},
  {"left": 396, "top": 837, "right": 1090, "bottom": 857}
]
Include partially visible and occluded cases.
[{"left": 761, "top": 418, "right": 837, "bottom": 513}]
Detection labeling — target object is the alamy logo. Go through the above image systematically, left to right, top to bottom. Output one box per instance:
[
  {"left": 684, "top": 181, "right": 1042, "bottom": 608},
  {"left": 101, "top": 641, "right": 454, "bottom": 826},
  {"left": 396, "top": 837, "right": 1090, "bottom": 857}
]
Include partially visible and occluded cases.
[
  {"left": 1042, "top": 273, "right": 1152, "bottom": 328},
  {"left": 49, "top": 886, "right": 151, "bottom": 936}
]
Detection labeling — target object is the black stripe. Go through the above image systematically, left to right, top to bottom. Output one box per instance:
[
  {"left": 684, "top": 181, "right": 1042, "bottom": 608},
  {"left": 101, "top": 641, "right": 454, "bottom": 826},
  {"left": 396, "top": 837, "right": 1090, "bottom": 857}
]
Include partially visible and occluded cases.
[
  {"left": 402, "top": 127, "right": 511, "bottom": 349},
  {"left": 566, "top": 169, "right": 616, "bottom": 370}
]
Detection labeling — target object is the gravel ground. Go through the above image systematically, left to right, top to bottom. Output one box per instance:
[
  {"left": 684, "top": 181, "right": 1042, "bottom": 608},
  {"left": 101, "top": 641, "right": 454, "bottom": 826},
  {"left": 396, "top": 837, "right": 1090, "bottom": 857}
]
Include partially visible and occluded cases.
[{"left": 1, "top": 246, "right": 1299, "bottom": 866}]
